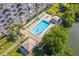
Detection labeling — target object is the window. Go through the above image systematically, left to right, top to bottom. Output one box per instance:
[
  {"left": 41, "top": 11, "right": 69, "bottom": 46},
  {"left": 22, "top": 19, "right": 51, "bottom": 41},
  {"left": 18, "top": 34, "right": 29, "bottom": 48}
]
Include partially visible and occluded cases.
[
  {"left": 0, "top": 4, "right": 3, "bottom": 9},
  {"left": 17, "top": 4, "right": 22, "bottom": 8},
  {"left": 11, "top": 5, "right": 15, "bottom": 8},
  {"left": 18, "top": 8, "right": 23, "bottom": 12},
  {"left": 19, "top": 8, "right": 22, "bottom": 10},
  {"left": 24, "top": 8, "right": 27, "bottom": 10},
  {"left": 28, "top": 8, "right": 30, "bottom": 11},
  {"left": 4, "top": 9, "right": 11, "bottom": 12},
  {"left": 13, "top": 10, "right": 16, "bottom": 12},
  {"left": 19, "top": 12, "right": 25, "bottom": 16},
  {"left": 6, "top": 13, "right": 11, "bottom": 16},
  {"left": 14, "top": 13, "right": 17, "bottom": 16},
  {"left": 5, "top": 15, "right": 8, "bottom": 19},
  {"left": 0, "top": 16, "right": 2, "bottom": 19},
  {"left": 8, "top": 17, "right": 12, "bottom": 20},
  {"left": 7, "top": 18, "right": 13, "bottom": 23},
  {"left": 0, "top": 20, "right": 5, "bottom": 23},
  {"left": 7, "top": 20, "right": 9, "bottom": 23},
  {"left": 3, "top": 24, "right": 7, "bottom": 27},
  {"left": 5, "top": 27, "right": 8, "bottom": 30}
]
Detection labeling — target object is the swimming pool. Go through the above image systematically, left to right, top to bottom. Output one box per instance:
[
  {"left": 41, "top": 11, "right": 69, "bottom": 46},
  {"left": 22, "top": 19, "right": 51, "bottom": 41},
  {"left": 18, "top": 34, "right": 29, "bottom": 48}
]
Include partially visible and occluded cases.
[{"left": 30, "top": 20, "right": 52, "bottom": 37}]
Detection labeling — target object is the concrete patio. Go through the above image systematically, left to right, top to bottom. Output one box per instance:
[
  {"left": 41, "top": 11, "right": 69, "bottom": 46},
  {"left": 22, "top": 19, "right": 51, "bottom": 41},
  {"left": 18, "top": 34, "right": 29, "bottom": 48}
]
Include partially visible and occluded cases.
[{"left": 20, "top": 12, "right": 53, "bottom": 54}]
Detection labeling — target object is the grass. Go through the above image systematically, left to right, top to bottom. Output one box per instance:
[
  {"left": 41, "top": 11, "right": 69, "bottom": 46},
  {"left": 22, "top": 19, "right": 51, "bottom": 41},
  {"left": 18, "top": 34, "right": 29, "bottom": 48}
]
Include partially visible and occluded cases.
[
  {"left": 46, "top": 4, "right": 64, "bottom": 18},
  {"left": 47, "top": 4, "right": 59, "bottom": 15},
  {"left": 0, "top": 7, "right": 50, "bottom": 56},
  {"left": 0, "top": 34, "right": 20, "bottom": 55},
  {"left": 0, "top": 37, "right": 14, "bottom": 55},
  {"left": 0, "top": 37, "right": 7, "bottom": 45},
  {"left": 6, "top": 37, "right": 28, "bottom": 56},
  {"left": 6, "top": 45, "right": 24, "bottom": 56},
  {"left": 30, "top": 47, "right": 42, "bottom": 56}
]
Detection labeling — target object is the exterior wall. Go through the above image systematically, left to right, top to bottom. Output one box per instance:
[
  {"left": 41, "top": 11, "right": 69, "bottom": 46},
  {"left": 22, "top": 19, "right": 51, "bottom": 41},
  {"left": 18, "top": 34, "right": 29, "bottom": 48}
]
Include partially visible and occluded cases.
[{"left": 0, "top": 3, "right": 49, "bottom": 35}]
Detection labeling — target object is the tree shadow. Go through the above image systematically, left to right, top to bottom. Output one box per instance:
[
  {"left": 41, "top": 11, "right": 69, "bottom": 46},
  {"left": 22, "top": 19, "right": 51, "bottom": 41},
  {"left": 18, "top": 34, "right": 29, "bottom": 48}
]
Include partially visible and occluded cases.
[
  {"left": 32, "top": 47, "right": 42, "bottom": 56},
  {"left": 16, "top": 48, "right": 24, "bottom": 56}
]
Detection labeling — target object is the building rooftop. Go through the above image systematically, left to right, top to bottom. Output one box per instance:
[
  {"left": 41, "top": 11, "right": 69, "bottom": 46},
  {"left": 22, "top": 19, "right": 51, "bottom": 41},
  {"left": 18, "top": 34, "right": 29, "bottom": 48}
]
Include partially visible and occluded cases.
[
  {"left": 52, "top": 16, "right": 60, "bottom": 21},
  {"left": 21, "top": 37, "right": 37, "bottom": 52}
]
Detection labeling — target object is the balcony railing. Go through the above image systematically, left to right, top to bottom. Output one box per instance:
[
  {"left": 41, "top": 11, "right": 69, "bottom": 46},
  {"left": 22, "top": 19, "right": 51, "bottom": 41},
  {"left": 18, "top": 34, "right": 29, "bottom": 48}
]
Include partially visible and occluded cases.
[
  {"left": 16, "top": 4, "right": 23, "bottom": 8},
  {"left": 18, "top": 8, "right": 23, "bottom": 12},
  {"left": 2, "top": 9, "right": 11, "bottom": 14},
  {"left": 19, "top": 12, "right": 25, "bottom": 16}
]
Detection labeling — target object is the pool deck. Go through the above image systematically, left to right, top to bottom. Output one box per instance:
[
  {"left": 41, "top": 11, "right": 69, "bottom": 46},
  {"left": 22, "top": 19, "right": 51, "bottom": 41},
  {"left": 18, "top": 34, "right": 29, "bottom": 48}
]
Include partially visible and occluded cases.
[
  {"left": 20, "top": 12, "right": 53, "bottom": 54},
  {"left": 20, "top": 12, "right": 52, "bottom": 41}
]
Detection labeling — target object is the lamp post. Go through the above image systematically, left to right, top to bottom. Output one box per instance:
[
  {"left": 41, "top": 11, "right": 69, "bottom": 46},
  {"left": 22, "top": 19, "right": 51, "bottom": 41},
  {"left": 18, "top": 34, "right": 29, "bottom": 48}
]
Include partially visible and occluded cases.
[{"left": 38, "top": 42, "right": 46, "bottom": 56}]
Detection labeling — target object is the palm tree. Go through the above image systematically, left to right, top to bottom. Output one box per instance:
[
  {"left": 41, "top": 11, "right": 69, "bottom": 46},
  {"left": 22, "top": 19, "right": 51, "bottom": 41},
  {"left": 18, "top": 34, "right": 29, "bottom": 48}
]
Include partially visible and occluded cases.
[
  {"left": 7, "top": 23, "right": 15, "bottom": 41},
  {"left": 7, "top": 23, "right": 24, "bottom": 42}
]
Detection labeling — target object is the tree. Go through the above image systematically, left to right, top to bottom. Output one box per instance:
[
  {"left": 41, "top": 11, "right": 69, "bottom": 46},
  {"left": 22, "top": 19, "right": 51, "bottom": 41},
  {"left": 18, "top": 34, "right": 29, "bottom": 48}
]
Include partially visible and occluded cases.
[
  {"left": 47, "top": 3, "right": 77, "bottom": 28},
  {"left": 58, "top": 3, "right": 68, "bottom": 13},
  {"left": 47, "top": 4, "right": 59, "bottom": 15},
  {"left": 60, "top": 4, "right": 75, "bottom": 28},
  {"left": 62, "top": 13, "right": 75, "bottom": 28},
  {"left": 7, "top": 23, "right": 23, "bottom": 41},
  {"left": 7, "top": 24, "right": 15, "bottom": 41},
  {"left": 8, "top": 24, "right": 15, "bottom": 32},
  {"left": 14, "top": 24, "right": 23, "bottom": 30},
  {"left": 37, "top": 25, "right": 73, "bottom": 56},
  {"left": 63, "top": 47, "right": 73, "bottom": 56}
]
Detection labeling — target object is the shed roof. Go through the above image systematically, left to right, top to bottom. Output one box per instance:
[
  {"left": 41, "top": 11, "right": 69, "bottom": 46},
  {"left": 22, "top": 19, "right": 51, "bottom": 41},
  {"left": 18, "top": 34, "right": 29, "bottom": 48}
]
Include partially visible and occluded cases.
[
  {"left": 52, "top": 16, "right": 60, "bottom": 21},
  {"left": 21, "top": 37, "right": 37, "bottom": 52}
]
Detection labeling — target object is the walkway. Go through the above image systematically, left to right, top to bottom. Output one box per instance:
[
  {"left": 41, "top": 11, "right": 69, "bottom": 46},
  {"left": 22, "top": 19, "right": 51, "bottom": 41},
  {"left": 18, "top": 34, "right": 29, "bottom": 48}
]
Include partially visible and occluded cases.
[
  {"left": 1, "top": 12, "right": 51, "bottom": 56},
  {"left": 1, "top": 39, "right": 21, "bottom": 56}
]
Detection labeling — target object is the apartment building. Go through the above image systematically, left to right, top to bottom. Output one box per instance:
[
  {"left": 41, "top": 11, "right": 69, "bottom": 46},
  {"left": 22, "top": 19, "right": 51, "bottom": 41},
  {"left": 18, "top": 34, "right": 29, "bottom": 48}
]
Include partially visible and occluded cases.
[{"left": 0, "top": 3, "right": 49, "bottom": 35}]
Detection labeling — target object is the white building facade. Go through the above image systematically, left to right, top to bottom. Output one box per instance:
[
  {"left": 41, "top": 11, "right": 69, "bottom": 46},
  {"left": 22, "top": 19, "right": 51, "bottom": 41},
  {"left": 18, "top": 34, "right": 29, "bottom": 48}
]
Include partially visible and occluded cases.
[{"left": 0, "top": 3, "right": 50, "bottom": 35}]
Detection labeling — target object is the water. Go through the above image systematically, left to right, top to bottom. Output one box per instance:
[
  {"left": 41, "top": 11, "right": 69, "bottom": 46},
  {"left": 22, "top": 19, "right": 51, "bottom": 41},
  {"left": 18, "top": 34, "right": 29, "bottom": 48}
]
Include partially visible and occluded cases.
[
  {"left": 31, "top": 20, "right": 50, "bottom": 37},
  {"left": 69, "top": 23, "right": 79, "bottom": 56}
]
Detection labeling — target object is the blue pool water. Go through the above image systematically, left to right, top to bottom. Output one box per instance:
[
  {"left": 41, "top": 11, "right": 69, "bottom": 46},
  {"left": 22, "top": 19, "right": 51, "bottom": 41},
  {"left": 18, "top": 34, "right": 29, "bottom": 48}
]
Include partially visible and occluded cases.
[{"left": 31, "top": 20, "right": 51, "bottom": 37}]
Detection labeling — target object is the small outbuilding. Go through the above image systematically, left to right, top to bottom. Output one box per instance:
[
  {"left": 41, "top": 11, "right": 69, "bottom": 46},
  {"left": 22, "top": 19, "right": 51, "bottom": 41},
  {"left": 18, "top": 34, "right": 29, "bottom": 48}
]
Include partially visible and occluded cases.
[
  {"left": 50, "top": 16, "right": 62, "bottom": 24},
  {"left": 20, "top": 37, "right": 38, "bottom": 55}
]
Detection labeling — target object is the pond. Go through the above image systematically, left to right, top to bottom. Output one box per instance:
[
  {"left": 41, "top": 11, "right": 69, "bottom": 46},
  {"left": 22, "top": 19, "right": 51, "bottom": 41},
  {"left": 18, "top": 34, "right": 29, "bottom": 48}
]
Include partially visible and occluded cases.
[{"left": 69, "top": 23, "right": 79, "bottom": 56}]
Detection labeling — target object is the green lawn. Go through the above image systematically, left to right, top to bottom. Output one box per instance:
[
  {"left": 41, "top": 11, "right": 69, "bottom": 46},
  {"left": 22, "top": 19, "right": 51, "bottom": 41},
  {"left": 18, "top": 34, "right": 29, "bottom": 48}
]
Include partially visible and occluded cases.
[
  {"left": 0, "top": 7, "right": 49, "bottom": 56},
  {"left": 0, "top": 34, "right": 20, "bottom": 55},
  {"left": 0, "top": 37, "right": 14, "bottom": 55},
  {"left": 0, "top": 37, "right": 7, "bottom": 45},
  {"left": 6, "top": 37, "right": 28, "bottom": 56},
  {"left": 6, "top": 45, "right": 24, "bottom": 56}
]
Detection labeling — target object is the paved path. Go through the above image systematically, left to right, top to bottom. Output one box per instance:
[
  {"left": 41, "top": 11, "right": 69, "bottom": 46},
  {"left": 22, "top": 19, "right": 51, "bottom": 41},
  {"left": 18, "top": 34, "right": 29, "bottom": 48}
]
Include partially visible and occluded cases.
[
  {"left": 1, "top": 11, "right": 48, "bottom": 56},
  {"left": 0, "top": 12, "right": 39, "bottom": 56},
  {"left": 1, "top": 35, "right": 26, "bottom": 56},
  {"left": 1, "top": 39, "right": 21, "bottom": 56}
]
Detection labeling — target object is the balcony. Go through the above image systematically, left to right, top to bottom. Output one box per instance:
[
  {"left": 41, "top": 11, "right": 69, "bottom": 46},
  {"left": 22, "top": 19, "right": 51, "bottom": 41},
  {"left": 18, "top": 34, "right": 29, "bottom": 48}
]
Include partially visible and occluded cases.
[
  {"left": 0, "top": 4, "right": 4, "bottom": 9},
  {"left": 16, "top": 4, "right": 22, "bottom": 8},
  {"left": 11, "top": 5, "right": 15, "bottom": 8},
  {"left": 0, "top": 6, "right": 3, "bottom": 9},
  {"left": 18, "top": 8, "right": 23, "bottom": 12},
  {"left": 2, "top": 9, "right": 11, "bottom": 14},
  {"left": 13, "top": 9, "right": 16, "bottom": 12},
  {"left": 19, "top": 12, "right": 25, "bottom": 16},
  {"left": 5, "top": 13, "right": 11, "bottom": 19},
  {"left": 6, "top": 13, "right": 11, "bottom": 16},
  {"left": 14, "top": 13, "right": 17, "bottom": 16},
  {"left": 0, "top": 16, "right": 3, "bottom": 19},
  {"left": 7, "top": 18, "right": 13, "bottom": 23},
  {"left": 0, "top": 20, "right": 5, "bottom": 23},
  {"left": 3, "top": 24, "right": 7, "bottom": 27}
]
